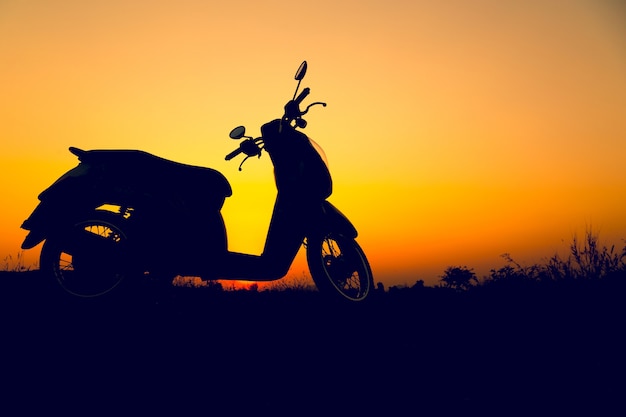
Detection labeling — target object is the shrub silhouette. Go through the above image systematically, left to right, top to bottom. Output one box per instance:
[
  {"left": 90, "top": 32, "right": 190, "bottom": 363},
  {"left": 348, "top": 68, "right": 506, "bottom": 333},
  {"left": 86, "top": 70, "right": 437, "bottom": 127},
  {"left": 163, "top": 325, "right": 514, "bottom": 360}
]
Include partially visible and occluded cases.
[
  {"left": 568, "top": 229, "right": 626, "bottom": 279},
  {"left": 439, "top": 266, "right": 477, "bottom": 291}
]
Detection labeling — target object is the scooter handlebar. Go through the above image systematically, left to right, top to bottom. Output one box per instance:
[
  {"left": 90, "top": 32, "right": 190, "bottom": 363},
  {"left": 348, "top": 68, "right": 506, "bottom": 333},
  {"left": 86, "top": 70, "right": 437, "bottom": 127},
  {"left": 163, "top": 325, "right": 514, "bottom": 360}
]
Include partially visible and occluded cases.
[
  {"left": 284, "top": 87, "right": 310, "bottom": 121},
  {"left": 294, "top": 87, "right": 310, "bottom": 105},
  {"left": 225, "top": 147, "right": 243, "bottom": 161}
]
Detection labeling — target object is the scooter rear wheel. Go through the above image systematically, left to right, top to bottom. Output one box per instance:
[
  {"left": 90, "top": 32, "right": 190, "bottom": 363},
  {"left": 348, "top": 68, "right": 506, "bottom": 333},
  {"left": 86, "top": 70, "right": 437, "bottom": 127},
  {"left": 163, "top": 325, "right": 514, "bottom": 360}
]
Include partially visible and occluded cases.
[
  {"left": 40, "top": 214, "right": 131, "bottom": 298},
  {"left": 306, "top": 233, "right": 373, "bottom": 302}
]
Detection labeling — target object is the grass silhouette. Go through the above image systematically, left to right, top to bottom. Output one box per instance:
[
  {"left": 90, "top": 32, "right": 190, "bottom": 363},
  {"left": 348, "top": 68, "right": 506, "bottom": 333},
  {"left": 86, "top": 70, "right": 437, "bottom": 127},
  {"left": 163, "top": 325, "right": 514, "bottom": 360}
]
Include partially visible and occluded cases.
[
  {"left": 1, "top": 230, "right": 624, "bottom": 415},
  {"left": 1, "top": 251, "right": 35, "bottom": 273}
]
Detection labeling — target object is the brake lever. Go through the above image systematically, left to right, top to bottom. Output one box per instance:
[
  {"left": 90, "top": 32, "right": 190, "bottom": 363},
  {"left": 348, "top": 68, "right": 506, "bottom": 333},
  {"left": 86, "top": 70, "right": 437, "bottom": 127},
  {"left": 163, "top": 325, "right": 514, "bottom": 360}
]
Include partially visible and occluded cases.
[
  {"left": 301, "top": 102, "right": 327, "bottom": 116},
  {"left": 236, "top": 138, "right": 263, "bottom": 170},
  {"left": 237, "top": 152, "right": 262, "bottom": 171},
  {"left": 238, "top": 155, "right": 251, "bottom": 171}
]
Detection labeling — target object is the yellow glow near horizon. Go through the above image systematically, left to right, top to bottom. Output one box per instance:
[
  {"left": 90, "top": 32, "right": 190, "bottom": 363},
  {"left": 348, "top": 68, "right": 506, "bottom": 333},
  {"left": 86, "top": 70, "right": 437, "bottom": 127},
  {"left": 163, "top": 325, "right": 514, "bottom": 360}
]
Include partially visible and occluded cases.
[{"left": 1, "top": 0, "right": 626, "bottom": 286}]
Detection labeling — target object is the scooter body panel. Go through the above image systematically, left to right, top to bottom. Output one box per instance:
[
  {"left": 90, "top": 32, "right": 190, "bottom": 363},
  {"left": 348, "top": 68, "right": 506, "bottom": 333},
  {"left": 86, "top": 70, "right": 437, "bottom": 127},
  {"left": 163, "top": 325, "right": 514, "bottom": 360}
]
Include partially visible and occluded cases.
[{"left": 21, "top": 148, "right": 232, "bottom": 258}]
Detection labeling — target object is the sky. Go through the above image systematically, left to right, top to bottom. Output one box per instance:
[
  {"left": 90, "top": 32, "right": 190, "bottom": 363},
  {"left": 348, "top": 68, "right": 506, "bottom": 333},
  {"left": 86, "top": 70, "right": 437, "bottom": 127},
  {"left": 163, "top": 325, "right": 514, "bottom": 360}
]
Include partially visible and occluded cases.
[{"left": 1, "top": 0, "right": 625, "bottom": 287}]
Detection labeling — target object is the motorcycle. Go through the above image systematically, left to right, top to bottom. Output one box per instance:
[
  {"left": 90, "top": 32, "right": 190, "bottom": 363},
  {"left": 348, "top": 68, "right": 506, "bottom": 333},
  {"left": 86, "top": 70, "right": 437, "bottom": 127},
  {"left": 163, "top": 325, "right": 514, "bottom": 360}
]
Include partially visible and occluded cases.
[{"left": 20, "top": 61, "right": 374, "bottom": 302}]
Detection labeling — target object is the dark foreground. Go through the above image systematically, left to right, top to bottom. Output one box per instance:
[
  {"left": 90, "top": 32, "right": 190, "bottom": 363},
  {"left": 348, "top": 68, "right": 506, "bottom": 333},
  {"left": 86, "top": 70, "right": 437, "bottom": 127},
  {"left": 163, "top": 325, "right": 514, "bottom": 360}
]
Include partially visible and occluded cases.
[{"left": 1, "top": 271, "right": 625, "bottom": 416}]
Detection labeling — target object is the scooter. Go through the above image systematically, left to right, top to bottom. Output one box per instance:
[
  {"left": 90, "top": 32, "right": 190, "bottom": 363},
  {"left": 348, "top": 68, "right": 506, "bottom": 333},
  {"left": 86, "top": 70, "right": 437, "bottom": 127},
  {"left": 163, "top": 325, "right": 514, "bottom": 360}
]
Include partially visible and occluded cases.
[{"left": 20, "top": 61, "right": 373, "bottom": 302}]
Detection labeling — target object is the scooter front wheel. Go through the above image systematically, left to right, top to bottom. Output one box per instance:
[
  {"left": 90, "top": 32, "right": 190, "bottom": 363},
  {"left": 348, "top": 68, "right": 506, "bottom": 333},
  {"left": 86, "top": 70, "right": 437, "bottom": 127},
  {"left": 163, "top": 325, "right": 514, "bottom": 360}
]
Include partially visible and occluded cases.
[
  {"left": 40, "top": 214, "right": 131, "bottom": 298},
  {"left": 306, "top": 233, "right": 373, "bottom": 302}
]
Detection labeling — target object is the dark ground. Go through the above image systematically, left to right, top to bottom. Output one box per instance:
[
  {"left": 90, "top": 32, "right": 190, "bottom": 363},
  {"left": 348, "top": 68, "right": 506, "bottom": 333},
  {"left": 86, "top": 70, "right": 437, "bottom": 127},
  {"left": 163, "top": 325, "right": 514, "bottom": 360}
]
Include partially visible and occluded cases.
[{"left": 1, "top": 271, "right": 624, "bottom": 416}]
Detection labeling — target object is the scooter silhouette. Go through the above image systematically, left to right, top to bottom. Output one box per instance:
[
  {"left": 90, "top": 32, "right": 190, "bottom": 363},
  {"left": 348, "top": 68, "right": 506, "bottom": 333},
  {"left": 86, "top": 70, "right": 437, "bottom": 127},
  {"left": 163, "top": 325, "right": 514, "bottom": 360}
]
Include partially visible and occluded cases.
[{"left": 20, "top": 61, "right": 374, "bottom": 302}]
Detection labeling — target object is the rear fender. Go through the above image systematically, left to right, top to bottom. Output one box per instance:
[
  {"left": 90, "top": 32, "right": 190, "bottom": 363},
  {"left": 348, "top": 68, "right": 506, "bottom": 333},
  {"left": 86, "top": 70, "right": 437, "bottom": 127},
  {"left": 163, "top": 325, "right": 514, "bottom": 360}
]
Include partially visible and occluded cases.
[
  {"left": 21, "top": 161, "right": 95, "bottom": 249},
  {"left": 21, "top": 200, "right": 62, "bottom": 249},
  {"left": 20, "top": 204, "right": 126, "bottom": 250},
  {"left": 21, "top": 228, "right": 46, "bottom": 250}
]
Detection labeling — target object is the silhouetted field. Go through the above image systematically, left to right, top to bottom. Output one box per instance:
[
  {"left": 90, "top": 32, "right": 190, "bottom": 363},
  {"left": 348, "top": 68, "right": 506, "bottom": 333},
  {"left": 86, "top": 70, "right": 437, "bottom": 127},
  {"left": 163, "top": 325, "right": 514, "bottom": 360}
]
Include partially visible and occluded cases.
[{"left": 1, "top": 270, "right": 625, "bottom": 415}]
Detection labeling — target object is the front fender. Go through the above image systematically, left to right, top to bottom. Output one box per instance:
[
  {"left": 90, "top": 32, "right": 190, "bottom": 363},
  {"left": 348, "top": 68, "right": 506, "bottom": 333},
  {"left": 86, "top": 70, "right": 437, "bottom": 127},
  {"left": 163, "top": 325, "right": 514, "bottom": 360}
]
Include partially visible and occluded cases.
[{"left": 317, "top": 201, "right": 358, "bottom": 239}]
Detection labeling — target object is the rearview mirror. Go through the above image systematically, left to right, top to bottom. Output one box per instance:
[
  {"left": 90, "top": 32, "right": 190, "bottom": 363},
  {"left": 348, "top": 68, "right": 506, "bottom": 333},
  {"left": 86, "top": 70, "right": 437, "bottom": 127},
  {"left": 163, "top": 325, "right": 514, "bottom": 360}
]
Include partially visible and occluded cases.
[
  {"left": 295, "top": 61, "right": 307, "bottom": 81},
  {"left": 229, "top": 126, "right": 246, "bottom": 140}
]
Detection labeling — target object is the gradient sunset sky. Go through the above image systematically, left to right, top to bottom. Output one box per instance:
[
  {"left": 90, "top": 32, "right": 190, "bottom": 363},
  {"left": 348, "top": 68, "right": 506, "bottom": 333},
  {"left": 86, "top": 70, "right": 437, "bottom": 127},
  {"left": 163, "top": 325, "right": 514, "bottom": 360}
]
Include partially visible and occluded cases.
[{"left": 1, "top": 0, "right": 625, "bottom": 287}]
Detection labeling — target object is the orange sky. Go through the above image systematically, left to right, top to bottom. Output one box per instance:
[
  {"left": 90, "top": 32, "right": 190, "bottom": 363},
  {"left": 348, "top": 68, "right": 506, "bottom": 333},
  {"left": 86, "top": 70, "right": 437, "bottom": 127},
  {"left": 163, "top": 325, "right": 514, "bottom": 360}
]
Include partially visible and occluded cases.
[{"left": 1, "top": 0, "right": 626, "bottom": 287}]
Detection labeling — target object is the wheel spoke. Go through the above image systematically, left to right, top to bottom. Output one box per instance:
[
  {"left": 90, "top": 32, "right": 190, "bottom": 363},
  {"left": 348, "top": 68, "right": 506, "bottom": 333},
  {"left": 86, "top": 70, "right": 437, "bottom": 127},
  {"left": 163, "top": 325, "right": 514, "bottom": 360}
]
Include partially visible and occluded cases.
[{"left": 308, "top": 233, "right": 373, "bottom": 302}]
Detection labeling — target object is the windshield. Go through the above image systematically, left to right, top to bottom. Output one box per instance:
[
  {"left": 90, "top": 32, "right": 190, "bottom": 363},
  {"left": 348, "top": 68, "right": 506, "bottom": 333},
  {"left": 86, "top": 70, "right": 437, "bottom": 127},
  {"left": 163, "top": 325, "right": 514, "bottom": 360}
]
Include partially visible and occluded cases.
[{"left": 309, "top": 138, "right": 329, "bottom": 169}]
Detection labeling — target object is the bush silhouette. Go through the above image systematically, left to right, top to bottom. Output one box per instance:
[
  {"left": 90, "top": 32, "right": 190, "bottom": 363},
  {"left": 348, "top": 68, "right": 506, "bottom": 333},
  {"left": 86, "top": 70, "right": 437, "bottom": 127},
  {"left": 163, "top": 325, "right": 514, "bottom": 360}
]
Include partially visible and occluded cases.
[
  {"left": 484, "top": 228, "right": 626, "bottom": 288},
  {"left": 439, "top": 266, "right": 477, "bottom": 291}
]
